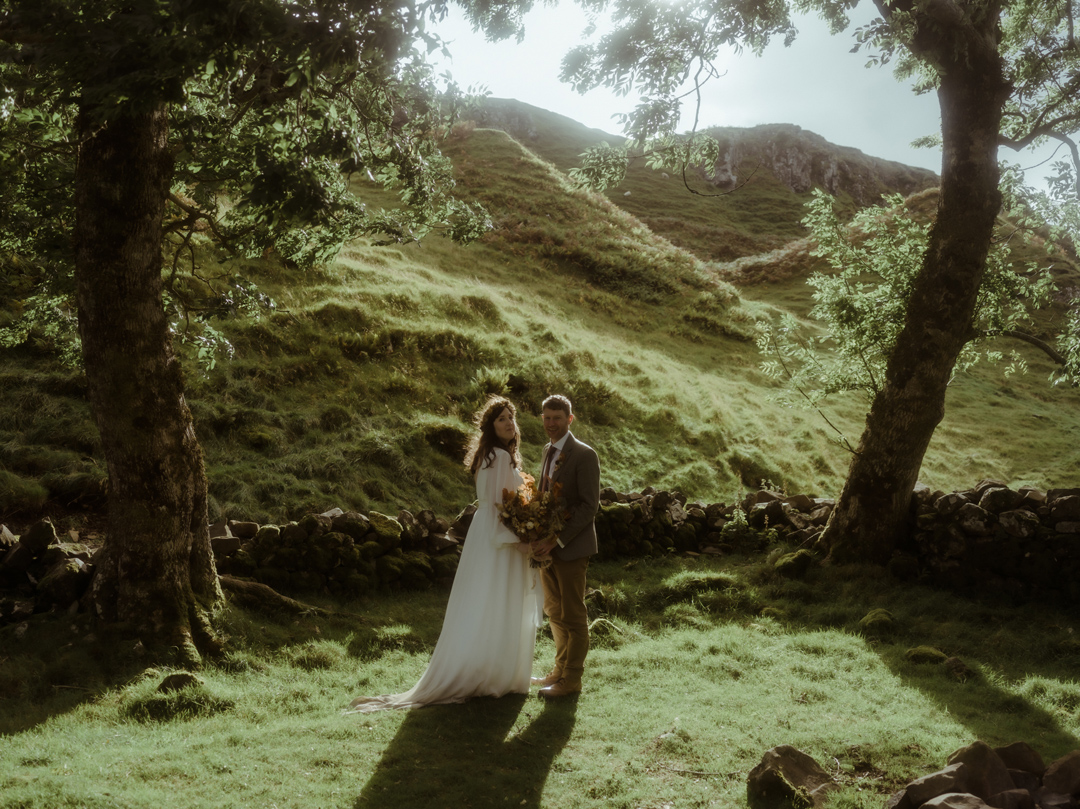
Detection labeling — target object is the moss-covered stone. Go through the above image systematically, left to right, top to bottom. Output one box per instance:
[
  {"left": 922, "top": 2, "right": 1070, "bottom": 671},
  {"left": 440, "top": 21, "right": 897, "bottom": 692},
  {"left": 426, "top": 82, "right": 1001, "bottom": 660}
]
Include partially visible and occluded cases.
[
  {"left": 601, "top": 502, "right": 635, "bottom": 525},
  {"left": 368, "top": 512, "right": 403, "bottom": 551},
  {"left": 673, "top": 523, "right": 699, "bottom": 552},
  {"left": 254, "top": 524, "right": 281, "bottom": 546},
  {"left": 774, "top": 549, "right": 814, "bottom": 579},
  {"left": 400, "top": 552, "right": 434, "bottom": 589},
  {"left": 375, "top": 553, "right": 405, "bottom": 583},
  {"left": 431, "top": 554, "right": 459, "bottom": 579},
  {"left": 858, "top": 608, "right": 897, "bottom": 637},
  {"left": 906, "top": 645, "right": 948, "bottom": 664}
]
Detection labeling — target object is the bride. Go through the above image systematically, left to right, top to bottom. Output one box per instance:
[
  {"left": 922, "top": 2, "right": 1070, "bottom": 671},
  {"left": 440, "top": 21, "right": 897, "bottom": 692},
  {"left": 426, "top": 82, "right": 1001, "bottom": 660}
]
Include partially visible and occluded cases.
[{"left": 348, "top": 396, "right": 543, "bottom": 712}]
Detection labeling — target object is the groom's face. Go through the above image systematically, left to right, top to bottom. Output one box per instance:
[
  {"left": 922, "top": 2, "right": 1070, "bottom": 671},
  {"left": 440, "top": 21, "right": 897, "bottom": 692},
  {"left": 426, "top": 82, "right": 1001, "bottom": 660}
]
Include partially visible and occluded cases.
[{"left": 542, "top": 407, "right": 573, "bottom": 443}]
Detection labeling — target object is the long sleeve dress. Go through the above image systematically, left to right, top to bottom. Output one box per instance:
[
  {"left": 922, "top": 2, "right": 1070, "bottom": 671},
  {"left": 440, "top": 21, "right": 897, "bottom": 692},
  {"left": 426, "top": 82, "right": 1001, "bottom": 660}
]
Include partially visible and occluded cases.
[{"left": 348, "top": 448, "right": 544, "bottom": 712}]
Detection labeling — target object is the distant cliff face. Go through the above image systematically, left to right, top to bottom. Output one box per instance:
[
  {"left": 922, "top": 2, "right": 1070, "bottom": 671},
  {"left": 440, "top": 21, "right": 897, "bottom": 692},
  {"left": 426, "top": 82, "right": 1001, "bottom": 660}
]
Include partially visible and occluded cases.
[
  {"left": 472, "top": 100, "right": 939, "bottom": 208},
  {"left": 700, "top": 123, "right": 939, "bottom": 207}
]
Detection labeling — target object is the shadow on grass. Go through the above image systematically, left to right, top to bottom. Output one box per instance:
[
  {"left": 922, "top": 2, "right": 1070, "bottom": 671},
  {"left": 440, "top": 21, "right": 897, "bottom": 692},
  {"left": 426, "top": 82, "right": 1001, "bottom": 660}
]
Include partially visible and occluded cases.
[
  {"left": 778, "top": 563, "right": 1080, "bottom": 762},
  {"left": 354, "top": 693, "right": 578, "bottom": 809}
]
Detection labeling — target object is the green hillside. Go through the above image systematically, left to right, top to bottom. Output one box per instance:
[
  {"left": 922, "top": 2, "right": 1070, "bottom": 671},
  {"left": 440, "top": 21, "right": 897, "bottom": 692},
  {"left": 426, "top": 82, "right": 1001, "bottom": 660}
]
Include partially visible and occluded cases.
[{"left": 2, "top": 103, "right": 1079, "bottom": 531}]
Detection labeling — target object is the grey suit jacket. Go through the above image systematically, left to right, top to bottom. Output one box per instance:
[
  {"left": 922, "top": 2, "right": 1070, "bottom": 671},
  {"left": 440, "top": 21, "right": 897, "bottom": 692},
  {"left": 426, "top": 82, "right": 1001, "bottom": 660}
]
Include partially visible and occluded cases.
[{"left": 542, "top": 432, "right": 600, "bottom": 561}]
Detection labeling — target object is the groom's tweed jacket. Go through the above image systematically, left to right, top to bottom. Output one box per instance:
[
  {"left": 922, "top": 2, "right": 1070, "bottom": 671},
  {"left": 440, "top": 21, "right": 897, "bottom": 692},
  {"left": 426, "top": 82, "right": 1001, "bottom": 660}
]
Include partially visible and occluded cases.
[{"left": 542, "top": 432, "right": 600, "bottom": 561}]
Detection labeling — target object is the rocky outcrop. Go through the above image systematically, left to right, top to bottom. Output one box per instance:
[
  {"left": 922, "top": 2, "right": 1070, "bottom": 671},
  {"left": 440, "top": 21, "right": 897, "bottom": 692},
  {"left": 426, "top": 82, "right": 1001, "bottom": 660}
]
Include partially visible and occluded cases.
[
  {"left": 469, "top": 99, "right": 939, "bottom": 210},
  {"left": 699, "top": 123, "right": 939, "bottom": 206},
  {"left": 887, "top": 740, "right": 1080, "bottom": 809}
]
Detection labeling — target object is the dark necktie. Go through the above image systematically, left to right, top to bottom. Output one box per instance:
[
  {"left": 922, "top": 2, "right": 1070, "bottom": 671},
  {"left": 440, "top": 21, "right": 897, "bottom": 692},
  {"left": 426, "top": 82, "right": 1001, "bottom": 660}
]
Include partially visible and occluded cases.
[{"left": 540, "top": 449, "right": 555, "bottom": 493}]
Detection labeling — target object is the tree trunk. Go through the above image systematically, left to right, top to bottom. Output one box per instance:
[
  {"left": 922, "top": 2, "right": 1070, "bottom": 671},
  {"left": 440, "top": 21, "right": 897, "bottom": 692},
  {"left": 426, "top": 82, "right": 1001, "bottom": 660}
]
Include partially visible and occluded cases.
[
  {"left": 822, "top": 9, "right": 1011, "bottom": 564},
  {"left": 74, "top": 104, "right": 222, "bottom": 664}
]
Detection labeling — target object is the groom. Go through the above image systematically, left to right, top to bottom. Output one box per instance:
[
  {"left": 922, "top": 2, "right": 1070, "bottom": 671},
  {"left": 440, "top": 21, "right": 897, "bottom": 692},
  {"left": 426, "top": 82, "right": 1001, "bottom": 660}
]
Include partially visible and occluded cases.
[{"left": 532, "top": 394, "right": 600, "bottom": 699}]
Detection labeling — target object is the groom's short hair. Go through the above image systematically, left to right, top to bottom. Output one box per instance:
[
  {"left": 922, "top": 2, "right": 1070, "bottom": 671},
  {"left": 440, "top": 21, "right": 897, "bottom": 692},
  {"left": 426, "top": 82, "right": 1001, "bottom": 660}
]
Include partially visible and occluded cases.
[{"left": 542, "top": 394, "right": 573, "bottom": 415}]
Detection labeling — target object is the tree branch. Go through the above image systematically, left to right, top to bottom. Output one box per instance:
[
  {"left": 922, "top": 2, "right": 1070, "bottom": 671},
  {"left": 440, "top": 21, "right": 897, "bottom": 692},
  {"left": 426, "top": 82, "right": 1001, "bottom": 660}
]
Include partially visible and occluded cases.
[{"left": 990, "top": 328, "right": 1068, "bottom": 365}]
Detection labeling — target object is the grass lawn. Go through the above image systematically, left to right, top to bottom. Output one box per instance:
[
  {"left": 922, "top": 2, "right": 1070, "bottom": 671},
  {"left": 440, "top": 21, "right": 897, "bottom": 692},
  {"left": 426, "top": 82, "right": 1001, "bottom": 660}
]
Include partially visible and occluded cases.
[{"left": 3, "top": 554, "right": 1079, "bottom": 809}]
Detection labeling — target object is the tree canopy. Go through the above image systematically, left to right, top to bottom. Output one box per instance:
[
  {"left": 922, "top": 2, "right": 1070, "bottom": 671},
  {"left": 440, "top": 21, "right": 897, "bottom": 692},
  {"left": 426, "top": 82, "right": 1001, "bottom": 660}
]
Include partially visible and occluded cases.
[{"left": 0, "top": 0, "right": 530, "bottom": 662}]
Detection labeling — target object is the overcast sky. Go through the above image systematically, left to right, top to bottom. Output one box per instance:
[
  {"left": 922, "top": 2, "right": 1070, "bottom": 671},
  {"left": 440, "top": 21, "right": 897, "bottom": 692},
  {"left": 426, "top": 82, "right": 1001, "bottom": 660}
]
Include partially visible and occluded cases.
[{"left": 429, "top": 2, "right": 1059, "bottom": 184}]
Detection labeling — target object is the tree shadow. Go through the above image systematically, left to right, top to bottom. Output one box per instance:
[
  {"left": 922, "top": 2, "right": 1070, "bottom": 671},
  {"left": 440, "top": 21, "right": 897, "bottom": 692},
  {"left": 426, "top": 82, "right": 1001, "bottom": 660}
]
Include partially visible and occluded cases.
[{"left": 353, "top": 693, "right": 578, "bottom": 809}]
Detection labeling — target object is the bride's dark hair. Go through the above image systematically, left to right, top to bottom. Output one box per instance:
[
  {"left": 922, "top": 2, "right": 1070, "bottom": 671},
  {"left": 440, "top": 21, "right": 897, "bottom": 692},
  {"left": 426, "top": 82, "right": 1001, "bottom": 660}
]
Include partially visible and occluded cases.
[{"left": 464, "top": 395, "right": 521, "bottom": 475}]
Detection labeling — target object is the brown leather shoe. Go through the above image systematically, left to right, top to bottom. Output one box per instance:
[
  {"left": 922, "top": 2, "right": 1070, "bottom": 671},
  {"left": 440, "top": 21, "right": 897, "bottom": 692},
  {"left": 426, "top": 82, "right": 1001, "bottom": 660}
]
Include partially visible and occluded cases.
[
  {"left": 530, "top": 671, "right": 562, "bottom": 687},
  {"left": 538, "top": 678, "right": 581, "bottom": 699}
]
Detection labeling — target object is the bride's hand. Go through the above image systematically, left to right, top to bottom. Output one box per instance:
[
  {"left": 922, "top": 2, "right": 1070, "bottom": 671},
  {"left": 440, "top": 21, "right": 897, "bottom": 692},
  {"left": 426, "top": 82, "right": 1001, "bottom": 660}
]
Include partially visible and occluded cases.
[{"left": 513, "top": 542, "right": 531, "bottom": 556}]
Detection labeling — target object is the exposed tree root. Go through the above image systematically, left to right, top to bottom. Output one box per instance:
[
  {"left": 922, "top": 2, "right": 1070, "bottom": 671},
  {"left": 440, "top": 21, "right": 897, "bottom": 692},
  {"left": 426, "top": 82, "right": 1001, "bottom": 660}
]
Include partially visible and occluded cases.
[{"left": 218, "top": 575, "right": 332, "bottom": 617}]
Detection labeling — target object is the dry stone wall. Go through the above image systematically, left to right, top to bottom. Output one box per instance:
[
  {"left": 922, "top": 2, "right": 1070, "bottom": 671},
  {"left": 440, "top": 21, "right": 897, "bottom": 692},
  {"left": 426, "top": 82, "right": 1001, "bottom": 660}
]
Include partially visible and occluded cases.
[{"left": 2, "top": 479, "right": 1079, "bottom": 624}]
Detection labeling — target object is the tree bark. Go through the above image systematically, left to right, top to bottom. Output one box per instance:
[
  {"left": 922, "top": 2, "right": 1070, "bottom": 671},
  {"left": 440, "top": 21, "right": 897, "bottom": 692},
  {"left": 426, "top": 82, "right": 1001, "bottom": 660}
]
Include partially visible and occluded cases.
[
  {"left": 823, "top": 4, "right": 1012, "bottom": 564},
  {"left": 74, "top": 104, "right": 222, "bottom": 664}
]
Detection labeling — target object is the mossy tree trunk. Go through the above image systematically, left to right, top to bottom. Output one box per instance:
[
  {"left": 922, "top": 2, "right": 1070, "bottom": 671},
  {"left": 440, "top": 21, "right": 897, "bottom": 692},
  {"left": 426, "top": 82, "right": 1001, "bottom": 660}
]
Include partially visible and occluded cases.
[
  {"left": 822, "top": 1, "right": 1012, "bottom": 564},
  {"left": 74, "top": 104, "right": 222, "bottom": 664}
]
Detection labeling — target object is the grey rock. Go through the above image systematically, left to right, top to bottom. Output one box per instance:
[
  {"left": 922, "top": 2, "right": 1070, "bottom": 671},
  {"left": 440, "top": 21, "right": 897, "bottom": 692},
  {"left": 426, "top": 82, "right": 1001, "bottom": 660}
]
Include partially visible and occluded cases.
[
  {"left": 979, "top": 487, "right": 1023, "bottom": 514},
  {"left": 936, "top": 492, "right": 971, "bottom": 517},
  {"left": 1050, "top": 496, "right": 1080, "bottom": 524},
  {"left": 957, "top": 503, "right": 993, "bottom": 536},
  {"left": 998, "top": 510, "right": 1041, "bottom": 539},
  {"left": 229, "top": 521, "right": 260, "bottom": 539},
  {"left": 211, "top": 535, "right": 242, "bottom": 557},
  {"left": 36, "top": 558, "right": 91, "bottom": 607},
  {"left": 947, "top": 741, "right": 1015, "bottom": 800},
  {"left": 994, "top": 742, "right": 1046, "bottom": 776},
  {"left": 747, "top": 745, "right": 838, "bottom": 809},
  {"left": 1043, "top": 750, "right": 1080, "bottom": 796},
  {"left": 907, "top": 763, "right": 970, "bottom": 806},
  {"left": 987, "top": 789, "right": 1036, "bottom": 809},
  {"left": 923, "top": 794, "right": 993, "bottom": 809}
]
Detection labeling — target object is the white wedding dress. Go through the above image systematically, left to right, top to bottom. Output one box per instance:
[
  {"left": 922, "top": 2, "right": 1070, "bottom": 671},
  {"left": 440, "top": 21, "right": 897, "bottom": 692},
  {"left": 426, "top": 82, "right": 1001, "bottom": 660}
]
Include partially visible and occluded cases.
[{"left": 348, "top": 448, "right": 543, "bottom": 712}]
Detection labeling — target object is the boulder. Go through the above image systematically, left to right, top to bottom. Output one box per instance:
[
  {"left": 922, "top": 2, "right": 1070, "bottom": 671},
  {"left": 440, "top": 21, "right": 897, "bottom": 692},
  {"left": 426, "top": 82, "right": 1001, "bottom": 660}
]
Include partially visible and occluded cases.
[
  {"left": 979, "top": 487, "right": 1023, "bottom": 515},
  {"left": 935, "top": 492, "right": 971, "bottom": 517},
  {"left": 1049, "top": 496, "right": 1080, "bottom": 524},
  {"left": 956, "top": 504, "right": 992, "bottom": 536},
  {"left": 998, "top": 510, "right": 1040, "bottom": 539},
  {"left": 332, "top": 512, "right": 372, "bottom": 541},
  {"left": 368, "top": 512, "right": 403, "bottom": 551},
  {"left": 297, "top": 513, "right": 332, "bottom": 538},
  {"left": 228, "top": 520, "right": 260, "bottom": 539},
  {"left": 211, "top": 535, "right": 242, "bottom": 557},
  {"left": 775, "top": 549, "right": 814, "bottom": 579},
  {"left": 36, "top": 558, "right": 91, "bottom": 606},
  {"left": 859, "top": 608, "right": 897, "bottom": 637},
  {"left": 906, "top": 646, "right": 948, "bottom": 664},
  {"left": 946, "top": 741, "right": 1015, "bottom": 801},
  {"left": 993, "top": 742, "right": 1045, "bottom": 776},
  {"left": 747, "top": 745, "right": 838, "bottom": 809},
  {"left": 1043, "top": 750, "right": 1080, "bottom": 796},
  {"left": 906, "top": 764, "right": 971, "bottom": 806}
]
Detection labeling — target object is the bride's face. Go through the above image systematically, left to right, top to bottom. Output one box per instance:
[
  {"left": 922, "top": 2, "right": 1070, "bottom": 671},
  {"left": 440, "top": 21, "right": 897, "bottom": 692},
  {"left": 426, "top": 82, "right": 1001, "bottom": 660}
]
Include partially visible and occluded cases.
[{"left": 493, "top": 407, "right": 517, "bottom": 444}]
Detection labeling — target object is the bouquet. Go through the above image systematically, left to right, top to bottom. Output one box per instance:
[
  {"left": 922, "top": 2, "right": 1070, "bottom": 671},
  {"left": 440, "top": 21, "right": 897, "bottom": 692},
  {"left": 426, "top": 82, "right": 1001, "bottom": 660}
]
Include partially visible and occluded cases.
[{"left": 499, "top": 473, "right": 565, "bottom": 569}]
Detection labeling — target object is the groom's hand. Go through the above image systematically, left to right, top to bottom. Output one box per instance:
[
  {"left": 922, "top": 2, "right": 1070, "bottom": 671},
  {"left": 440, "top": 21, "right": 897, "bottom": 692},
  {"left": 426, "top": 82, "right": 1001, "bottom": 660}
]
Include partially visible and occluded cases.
[{"left": 533, "top": 538, "right": 557, "bottom": 558}]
